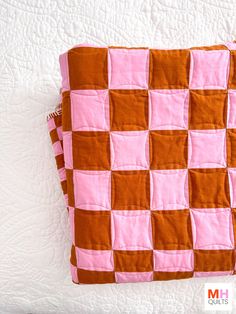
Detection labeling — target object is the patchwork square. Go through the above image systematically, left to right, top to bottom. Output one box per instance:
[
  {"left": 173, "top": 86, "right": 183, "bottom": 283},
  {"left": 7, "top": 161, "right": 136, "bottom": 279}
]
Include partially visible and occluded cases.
[
  {"left": 68, "top": 47, "right": 108, "bottom": 90},
  {"left": 108, "top": 48, "right": 149, "bottom": 89},
  {"left": 149, "top": 49, "right": 190, "bottom": 89},
  {"left": 189, "top": 50, "right": 230, "bottom": 89},
  {"left": 228, "top": 51, "right": 236, "bottom": 89},
  {"left": 109, "top": 89, "right": 148, "bottom": 131},
  {"left": 149, "top": 89, "right": 189, "bottom": 130},
  {"left": 71, "top": 90, "right": 109, "bottom": 131},
  {"left": 189, "top": 90, "right": 227, "bottom": 129},
  {"left": 227, "top": 90, "right": 236, "bottom": 128},
  {"left": 227, "top": 129, "right": 236, "bottom": 167},
  {"left": 149, "top": 130, "right": 188, "bottom": 169},
  {"left": 188, "top": 130, "right": 226, "bottom": 168},
  {"left": 72, "top": 131, "right": 110, "bottom": 170},
  {"left": 110, "top": 131, "right": 149, "bottom": 170},
  {"left": 228, "top": 168, "right": 236, "bottom": 207},
  {"left": 150, "top": 169, "right": 189, "bottom": 210},
  {"left": 189, "top": 169, "right": 230, "bottom": 208},
  {"left": 73, "top": 170, "right": 111, "bottom": 210},
  {"left": 111, "top": 170, "right": 150, "bottom": 210},
  {"left": 190, "top": 208, "right": 234, "bottom": 250},
  {"left": 231, "top": 208, "right": 236, "bottom": 246},
  {"left": 74, "top": 209, "right": 111, "bottom": 250},
  {"left": 111, "top": 210, "right": 152, "bottom": 250},
  {"left": 151, "top": 210, "right": 193, "bottom": 250},
  {"left": 76, "top": 248, "right": 114, "bottom": 271},
  {"left": 113, "top": 250, "right": 153, "bottom": 272},
  {"left": 153, "top": 250, "right": 193, "bottom": 272},
  {"left": 194, "top": 250, "right": 234, "bottom": 272},
  {"left": 77, "top": 269, "right": 115, "bottom": 284},
  {"left": 115, "top": 272, "right": 153, "bottom": 283}
]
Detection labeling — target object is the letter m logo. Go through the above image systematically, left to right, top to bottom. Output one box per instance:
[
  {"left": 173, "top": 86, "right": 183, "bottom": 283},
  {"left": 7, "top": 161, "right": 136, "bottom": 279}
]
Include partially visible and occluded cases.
[{"left": 208, "top": 289, "right": 219, "bottom": 298}]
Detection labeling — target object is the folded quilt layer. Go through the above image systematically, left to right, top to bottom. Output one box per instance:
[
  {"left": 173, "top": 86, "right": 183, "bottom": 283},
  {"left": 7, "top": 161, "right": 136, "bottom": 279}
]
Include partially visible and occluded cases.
[{"left": 47, "top": 42, "right": 236, "bottom": 284}]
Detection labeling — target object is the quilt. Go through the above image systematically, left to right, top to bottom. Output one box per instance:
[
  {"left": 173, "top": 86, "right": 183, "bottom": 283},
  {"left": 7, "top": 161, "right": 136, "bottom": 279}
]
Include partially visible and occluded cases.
[{"left": 47, "top": 42, "right": 236, "bottom": 284}]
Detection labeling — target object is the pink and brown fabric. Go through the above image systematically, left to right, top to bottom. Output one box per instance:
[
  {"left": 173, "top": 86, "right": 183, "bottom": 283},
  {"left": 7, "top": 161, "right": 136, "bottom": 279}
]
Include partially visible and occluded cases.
[{"left": 47, "top": 42, "right": 236, "bottom": 284}]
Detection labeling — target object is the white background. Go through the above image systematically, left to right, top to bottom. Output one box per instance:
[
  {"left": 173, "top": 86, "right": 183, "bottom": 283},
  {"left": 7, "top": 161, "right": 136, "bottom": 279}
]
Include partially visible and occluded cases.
[{"left": 1, "top": 0, "right": 236, "bottom": 313}]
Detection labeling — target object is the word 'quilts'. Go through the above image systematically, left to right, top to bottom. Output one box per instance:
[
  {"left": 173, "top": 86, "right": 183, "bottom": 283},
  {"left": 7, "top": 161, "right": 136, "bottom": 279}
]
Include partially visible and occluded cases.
[{"left": 47, "top": 42, "right": 236, "bottom": 284}]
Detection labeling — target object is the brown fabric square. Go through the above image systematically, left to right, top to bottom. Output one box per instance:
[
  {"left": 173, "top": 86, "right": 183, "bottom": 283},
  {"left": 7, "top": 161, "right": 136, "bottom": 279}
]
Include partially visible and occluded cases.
[
  {"left": 68, "top": 47, "right": 108, "bottom": 90},
  {"left": 149, "top": 49, "right": 190, "bottom": 89},
  {"left": 228, "top": 51, "right": 236, "bottom": 89},
  {"left": 109, "top": 90, "right": 149, "bottom": 131},
  {"left": 189, "top": 90, "right": 227, "bottom": 129},
  {"left": 62, "top": 91, "right": 71, "bottom": 131},
  {"left": 50, "top": 128, "right": 59, "bottom": 144},
  {"left": 227, "top": 129, "right": 236, "bottom": 167},
  {"left": 149, "top": 130, "right": 188, "bottom": 170},
  {"left": 72, "top": 131, "right": 110, "bottom": 170},
  {"left": 55, "top": 154, "right": 65, "bottom": 170},
  {"left": 66, "top": 169, "right": 74, "bottom": 207},
  {"left": 189, "top": 169, "right": 230, "bottom": 208},
  {"left": 111, "top": 170, "right": 150, "bottom": 210},
  {"left": 231, "top": 208, "right": 236, "bottom": 247},
  {"left": 74, "top": 209, "right": 111, "bottom": 250},
  {"left": 151, "top": 209, "right": 193, "bottom": 250},
  {"left": 70, "top": 244, "right": 77, "bottom": 266},
  {"left": 114, "top": 250, "right": 153, "bottom": 272},
  {"left": 194, "top": 250, "right": 235, "bottom": 271},
  {"left": 77, "top": 269, "right": 115, "bottom": 284},
  {"left": 153, "top": 271, "right": 193, "bottom": 281}
]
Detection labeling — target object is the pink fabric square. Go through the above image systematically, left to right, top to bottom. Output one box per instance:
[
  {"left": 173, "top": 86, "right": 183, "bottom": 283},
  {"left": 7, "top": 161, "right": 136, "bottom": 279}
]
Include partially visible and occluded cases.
[
  {"left": 108, "top": 48, "right": 149, "bottom": 89},
  {"left": 189, "top": 50, "right": 230, "bottom": 89},
  {"left": 59, "top": 52, "right": 70, "bottom": 91},
  {"left": 71, "top": 90, "right": 109, "bottom": 131},
  {"left": 149, "top": 90, "right": 189, "bottom": 130},
  {"left": 227, "top": 90, "right": 236, "bottom": 128},
  {"left": 47, "top": 118, "right": 56, "bottom": 132},
  {"left": 57, "top": 126, "right": 63, "bottom": 140},
  {"left": 188, "top": 130, "right": 226, "bottom": 168},
  {"left": 62, "top": 131, "right": 73, "bottom": 169},
  {"left": 110, "top": 131, "right": 149, "bottom": 170},
  {"left": 52, "top": 141, "right": 63, "bottom": 156},
  {"left": 58, "top": 167, "right": 66, "bottom": 181},
  {"left": 228, "top": 168, "right": 236, "bottom": 207},
  {"left": 150, "top": 169, "right": 188, "bottom": 210},
  {"left": 73, "top": 170, "right": 111, "bottom": 210},
  {"left": 68, "top": 207, "right": 75, "bottom": 244},
  {"left": 190, "top": 208, "right": 234, "bottom": 250},
  {"left": 111, "top": 210, "right": 152, "bottom": 250},
  {"left": 76, "top": 248, "right": 114, "bottom": 271},
  {"left": 153, "top": 250, "right": 194, "bottom": 272},
  {"left": 70, "top": 264, "right": 79, "bottom": 283},
  {"left": 194, "top": 271, "right": 233, "bottom": 278},
  {"left": 115, "top": 272, "right": 153, "bottom": 283}
]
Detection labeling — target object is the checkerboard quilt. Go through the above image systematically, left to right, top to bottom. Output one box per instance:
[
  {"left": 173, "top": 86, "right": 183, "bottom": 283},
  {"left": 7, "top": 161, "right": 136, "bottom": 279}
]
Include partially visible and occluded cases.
[{"left": 47, "top": 42, "right": 236, "bottom": 284}]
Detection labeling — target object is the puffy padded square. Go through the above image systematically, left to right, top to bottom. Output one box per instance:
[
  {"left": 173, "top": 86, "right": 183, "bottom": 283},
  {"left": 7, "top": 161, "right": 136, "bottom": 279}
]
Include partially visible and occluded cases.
[
  {"left": 68, "top": 47, "right": 108, "bottom": 90},
  {"left": 108, "top": 48, "right": 149, "bottom": 89},
  {"left": 149, "top": 49, "right": 190, "bottom": 89},
  {"left": 190, "top": 50, "right": 230, "bottom": 89},
  {"left": 228, "top": 51, "right": 236, "bottom": 89},
  {"left": 149, "top": 89, "right": 189, "bottom": 130},
  {"left": 71, "top": 90, "right": 109, "bottom": 131},
  {"left": 109, "top": 90, "right": 148, "bottom": 131},
  {"left": 189, "top": 90, "right": 227, "bottom": 129},
  {"left": 227, "top": 90, "right": 236, "bottom": 128},
  {"left": 227, "top": 129, "right": 236, "bottom": 167},
  {"left": 149, "top": 130, "right": 188, "bottom": 169},
  {"left": 188, "top": 130, "right": 226, "bottom": 168},
  {"left": 63, "top": 131, "right": 73, "bottom": 169},
  {"left": 72, "top": 131, "right": 110, "bottom": 170},
  {"left": 110, "top": 131, "right": 149, "bottom": 170},
  {"left": 52, "top": 141, "right": 63, "bottom": 156},
  {"left": 228, "top": 168, "right": 236, "bottom": 208},
  {"left": 150, "top": 169, "right": 189, "bottom": 210},
  {"left": 188, "top": 169, "right": 230, "bottom": 208},
  {"left": 74, "top": 170, "right": 111, "bottom": 210},
  {"left": 111, "top": 170, "right": 150, "bottom": 210},
  {"left": 190, "top": 208, "right": 234, "bottom": 250},
  {"left": 231, "top": 208, "right": 236, "bottom": 246},
  {"left": 74, "top": 209, "right": 111, "bottom": 250},
  {"left": 151, "top": 209, "right": 193, "bottom": 250},
  {"left": 111, "top": 210, "right": 152, "bottom": 250},
  {"left": 76, "top": 248, "right": 114, "bottom": 271},
  {"left": 113, "top": 250, "right": 153, "bottom": 272},
  {"left": 153, "top": 250, "right": 193, "bottom": 272},
  {"left": 194, "top": 250, "right": 234, "bottom": 272},
  {"left": 77, "top": 269, "right": 115, "bottom": 284},
  {"left": 153, "top": 271, "right": 193, "bottom": 281},
  {"left": 194, "top": 271, "right": 233, "bottom": 278},
  {"left": 115, "top": 272, "right": 153, "bottom": 283}
]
